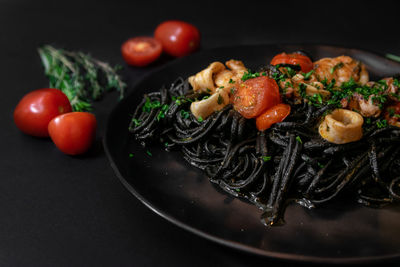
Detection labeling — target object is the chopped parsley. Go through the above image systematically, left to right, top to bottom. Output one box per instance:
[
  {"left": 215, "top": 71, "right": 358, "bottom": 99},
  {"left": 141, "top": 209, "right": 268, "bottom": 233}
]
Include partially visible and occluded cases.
[
  {"left": 330, "top": 62, "right": 344, "bottom": 74},
  {"left": 285, "top": 66, "right": 297, "bottom": 77},
  {"left": 241, "top": 70, "right": 266, "bottom": 81},
  {"left": 302, "top": 70, "right": 314, "bottom": 80},
  {"left": 228, "top": 78, "right": 235, "bottom": 84},
  {"left": 299, "top": 83, "right": 307, "bottom": 98},
  {"left": 217, "top": 94, "right": 224, "bottom": 105},
  {"left": 173, "top": 95, "right": 188, "bottom": 106},
  {"left": 142, "top": 97, "right": 161, "bottom": 112},
  {"left": 156, "top": 104, "right": 169, "bottom": 121},
  {"left": 180, "top": 110, "right": 190, "bottom": 119},
  {"left": 197, "top": 116, "right": 204, "bottom": 122},
  {"left": 132, "top": 118, "right": 141, "bottom": 127},
  {"left": 376, "top": 119, "right": 388, "bottom": 129},
  {"left": 296, "top": 136, "right": 303, "bottom": 144},
  {"left": 262, "top": 156, "right": 272, "bottom": 162}
]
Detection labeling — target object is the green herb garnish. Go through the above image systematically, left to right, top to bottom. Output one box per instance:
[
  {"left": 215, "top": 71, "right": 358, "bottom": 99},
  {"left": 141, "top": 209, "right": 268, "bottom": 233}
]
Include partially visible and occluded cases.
[
  {"left": 38, "top": 45, "right": 126, "bottom": 111},
  {"left": 330, "top": 62, "right": 344, "bottom": 74},
  {"left": 285, "top": 66, "right": 296, "bottom": 77},
  {"left": 241, "top": 70, "right": 262, "bottom": 81},
  {"left": 302, "top": 70, "right": 314, "bottom": 80},
  {"left": 217, "top": 94, "right": 224, "bottom": 105},
  {"left": 143, "top": 97, "right": 161, "bottom": 112},
  {"left": 156, "top": 104, "right": 169, "bottom": 121},
  {"left": 180, "top": 110, "right": 190, "bottom": 119},
  {"left": 197, "top": 116, "right": 204, "bottom": 122},
  {"left": 132, "top": 118, "right": 141, "bottom": 127},
  {"left": 376, "top": 119, "right": 388, "bottom": 129},
  {"left": 296, "top": 136, "right": 303, "bottom": 144},
  {"left": 146, "top": 150, "right": 152, "bottom": 157},
  {"left": 262, "top": 156, "right": 272, "bottom": 162}
]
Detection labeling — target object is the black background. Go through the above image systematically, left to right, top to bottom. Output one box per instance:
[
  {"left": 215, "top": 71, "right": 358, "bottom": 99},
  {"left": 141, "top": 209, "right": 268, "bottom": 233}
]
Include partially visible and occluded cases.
[{"left": 1, "top": 0, "right": 400, "bottom": 266}]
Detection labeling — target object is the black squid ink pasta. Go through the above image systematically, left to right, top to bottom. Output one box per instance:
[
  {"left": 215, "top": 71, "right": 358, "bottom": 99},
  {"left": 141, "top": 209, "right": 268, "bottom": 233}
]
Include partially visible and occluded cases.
[{"left": 128, "top": 53, "right": 400, "bottom": 226}]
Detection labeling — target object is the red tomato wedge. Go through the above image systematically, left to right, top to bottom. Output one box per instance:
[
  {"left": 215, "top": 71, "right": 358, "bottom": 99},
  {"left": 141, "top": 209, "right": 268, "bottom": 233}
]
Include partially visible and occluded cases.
[
  {"left": 121, "top": 37, "right": 162, "bottom": 67},
  {"left": 270, "top": 52, "right": 313, "bottom": 73},
  {"left": 233, "top": 76, "right": 281, "bottom": 119},
  {"left": 13, "top": 88, "right": 72, "bottom": 137},
  {"left": 256, "top": 104, "right": 291, "bottom": 131},
  {"left": 48, "top": 112, "right": 97, "bottom": 155}
]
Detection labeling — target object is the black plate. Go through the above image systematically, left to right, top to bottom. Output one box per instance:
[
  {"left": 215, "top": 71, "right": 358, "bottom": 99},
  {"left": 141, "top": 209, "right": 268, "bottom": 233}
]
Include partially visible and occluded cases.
[{"left": 104, "top": 44, "right": 400, "bottom": 264}]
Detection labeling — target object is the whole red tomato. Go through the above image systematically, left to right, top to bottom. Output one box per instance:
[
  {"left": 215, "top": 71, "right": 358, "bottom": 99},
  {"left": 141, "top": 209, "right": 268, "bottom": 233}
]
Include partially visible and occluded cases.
[
  {"left": 154, "top": 20, "right": 200, "bottom": 57},
  {"left": 121, "top": 37, "right": 162, "bottom": 67},
  {"left": 13, "top": 88, "right": 72, "bottom": 137},
  {"left": 48, "top": 112, "right": 97, "bottom": 155}
]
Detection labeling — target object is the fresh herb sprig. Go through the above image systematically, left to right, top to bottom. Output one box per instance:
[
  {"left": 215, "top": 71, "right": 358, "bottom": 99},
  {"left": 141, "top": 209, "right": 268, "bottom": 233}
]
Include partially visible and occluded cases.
[{"left": 38, "top": 45, "right": 126, "bottom": 111}]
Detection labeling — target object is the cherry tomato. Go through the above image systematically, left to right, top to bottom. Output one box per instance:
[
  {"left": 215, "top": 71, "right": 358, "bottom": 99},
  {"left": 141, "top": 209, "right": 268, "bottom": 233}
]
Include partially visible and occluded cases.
[
  {"left": 154, "top": 20, "right": 200, "bottom": 57},
  {"left": 121, "top": 37, "right": 162, "bottom": 67},
  {"left": 270, "top": 52, "right": 313, "bottom": 73},
  {"left": 233, "top": 76, "right": 281, "bottom": 119},
  {"left": 13, "top": 88, "right": 72, "bottom": 137},
  {"left": 256, "top": 104, "right": 291, "bottom": 131},
  {"left": 48, "top": 112, "right": 97, "bottom": 155}
]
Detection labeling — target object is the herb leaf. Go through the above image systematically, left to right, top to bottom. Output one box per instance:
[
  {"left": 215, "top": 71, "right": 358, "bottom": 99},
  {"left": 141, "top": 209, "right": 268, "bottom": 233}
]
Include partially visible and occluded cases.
[{"left": 38, "top": 45, "right": 126, "bottom": 111}]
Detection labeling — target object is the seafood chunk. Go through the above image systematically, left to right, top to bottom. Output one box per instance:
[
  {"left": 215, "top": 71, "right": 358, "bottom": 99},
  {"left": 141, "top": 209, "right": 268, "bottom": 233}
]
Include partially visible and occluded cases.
[
  {"left": 313, "top": 55, "right": 369, "bottom": 86},
  {"left": 188, "top": 62, "right": 226, "bottom": 94},
  {"left": 190, "top": 88, "right": 230, "bottom": 119},
  {"left": 319, "top": 109, "right": 364, "bottom": 144}
]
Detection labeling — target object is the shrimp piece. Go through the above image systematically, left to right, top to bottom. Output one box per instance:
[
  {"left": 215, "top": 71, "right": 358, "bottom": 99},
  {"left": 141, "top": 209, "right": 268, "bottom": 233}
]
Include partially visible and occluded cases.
[
  {"left": 313, "top": 56, "right": 369, "bottom": 86},
  {"left": 214, "top": 60, "right": 247, "bottom": 90},
  {"left": 280, "top": 73, "right": 330, "bottom": 100},
  {"left": 382, "top": 77, "right": 399, "bottom": 100},
  {"left": 356, "top": 94, "right": 381, "bottom": 117}
]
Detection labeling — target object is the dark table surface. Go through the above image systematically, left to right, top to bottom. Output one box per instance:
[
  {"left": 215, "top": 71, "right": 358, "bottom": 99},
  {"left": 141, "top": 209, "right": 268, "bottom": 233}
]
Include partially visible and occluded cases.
[{"left": 2, "top": 0, "right": 400, "bottom": 266}]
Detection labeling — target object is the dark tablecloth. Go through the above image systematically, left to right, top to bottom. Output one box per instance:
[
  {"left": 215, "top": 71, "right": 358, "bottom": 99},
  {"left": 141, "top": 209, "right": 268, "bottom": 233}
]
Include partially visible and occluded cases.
[{"left": 1, "top": 0, "right": 399, "bottom": 266}]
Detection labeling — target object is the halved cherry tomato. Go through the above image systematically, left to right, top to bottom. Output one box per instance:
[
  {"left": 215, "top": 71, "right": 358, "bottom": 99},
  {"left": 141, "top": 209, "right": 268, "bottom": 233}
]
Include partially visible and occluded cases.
[
  {"left": 154, "top": 20, "right": 200, "bottom": 57},
  {"left": 121, "top": 37, "right": 162, "bottom": 67},
  {"left": 270, "top": 52, "right": 313, "bottom": 73},
  {"left": 233, "top": 76, "right": 281, "bottom": 119},
  {"left": 13, "top": 88, "right": 72, "bottom": 137},
  {"left": 256, "top": 104, "right": 291, "bottom": 131},
  {"left": 48, "top": 112, "right": 97, "bottom": 155}
]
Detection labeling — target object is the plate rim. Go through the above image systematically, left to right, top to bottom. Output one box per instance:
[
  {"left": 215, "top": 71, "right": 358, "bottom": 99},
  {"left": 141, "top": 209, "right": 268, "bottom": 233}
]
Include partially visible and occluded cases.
[{"left": 104, "top": 43, "right": 400, "bottom": 264}]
